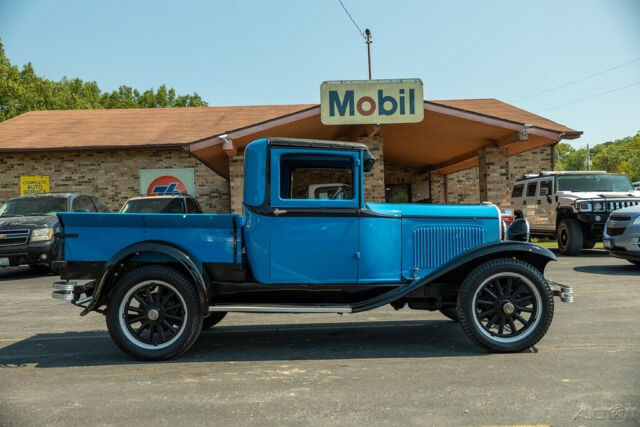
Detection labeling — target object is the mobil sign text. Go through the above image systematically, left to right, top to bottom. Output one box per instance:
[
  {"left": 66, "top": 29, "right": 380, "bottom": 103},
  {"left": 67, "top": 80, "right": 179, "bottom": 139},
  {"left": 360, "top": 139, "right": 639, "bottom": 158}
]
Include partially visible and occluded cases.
[{"left": 320, "top": 79, "right": 423, "bottom": 125}]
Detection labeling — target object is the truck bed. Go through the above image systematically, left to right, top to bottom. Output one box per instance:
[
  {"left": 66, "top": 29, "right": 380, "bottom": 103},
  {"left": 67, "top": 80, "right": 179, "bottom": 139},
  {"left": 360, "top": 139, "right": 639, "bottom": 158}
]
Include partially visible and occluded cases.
[{"left": 58, "top": 212, "right": 241, "bottom": 265}]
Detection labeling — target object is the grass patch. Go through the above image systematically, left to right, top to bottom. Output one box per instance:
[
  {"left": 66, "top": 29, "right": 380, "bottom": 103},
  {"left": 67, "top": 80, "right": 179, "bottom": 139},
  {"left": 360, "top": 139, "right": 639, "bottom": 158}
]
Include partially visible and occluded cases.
[{"left": 531, "top": 240, "right": 603, "bottom": 249}]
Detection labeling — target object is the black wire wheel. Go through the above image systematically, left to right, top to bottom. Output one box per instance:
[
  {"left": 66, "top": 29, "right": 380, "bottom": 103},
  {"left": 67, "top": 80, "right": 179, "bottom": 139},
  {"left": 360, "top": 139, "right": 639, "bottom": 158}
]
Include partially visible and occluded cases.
[
  {"left": 457, "top": 258, "right": 554, "bottom": 352},
  {"left": 106, "top": 265, "right": 203, "bottom": 360}
]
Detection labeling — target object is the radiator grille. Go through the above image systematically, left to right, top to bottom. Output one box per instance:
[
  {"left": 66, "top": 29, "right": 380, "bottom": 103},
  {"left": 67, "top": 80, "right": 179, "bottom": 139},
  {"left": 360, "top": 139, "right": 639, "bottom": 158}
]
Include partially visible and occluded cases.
[
  {"left": 607, "top": 200, "right": 640, "bottom": 211},
  {"left": 413, "top": 226, "right": 485, "bottom": 269},
  {"left": 0, "top": 229, "right": 30, "bottom": 246}
]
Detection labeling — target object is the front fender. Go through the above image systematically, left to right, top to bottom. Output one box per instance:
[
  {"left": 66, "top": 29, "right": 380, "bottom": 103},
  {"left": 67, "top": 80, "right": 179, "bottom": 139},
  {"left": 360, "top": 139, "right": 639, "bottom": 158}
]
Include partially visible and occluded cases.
[
  {"left": 80, "top": 241, "right": 208, "bottom": 315},
  {"left": 352, "top": 241, "right": 556, "bottom": 313}
]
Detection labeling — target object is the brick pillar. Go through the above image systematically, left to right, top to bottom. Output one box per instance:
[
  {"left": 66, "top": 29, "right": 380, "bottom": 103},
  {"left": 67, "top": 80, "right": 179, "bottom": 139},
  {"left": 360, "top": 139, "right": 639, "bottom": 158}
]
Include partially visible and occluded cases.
[
  {"left": 358, "top": 135, "right": 385, "bottom": 203},
  {"left": 478, "top": 146, "right": 510, "bottom": 206},
  {"left": 229, "top": 154, "right": 244, "bottom": 214},
  {"left": 429, "top": 170, "right": 447, "bottom": 204}
]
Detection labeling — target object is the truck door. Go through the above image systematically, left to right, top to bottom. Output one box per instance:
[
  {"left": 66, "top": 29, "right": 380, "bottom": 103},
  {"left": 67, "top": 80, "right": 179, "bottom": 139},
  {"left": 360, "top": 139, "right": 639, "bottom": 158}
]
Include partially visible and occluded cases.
[
  {"left": 268, "top": 148, "right": 360, "bottom": 284},
  {"left": 537, "top": 178, "right": 555, "bottom": 230},
  {"left": 524, "top": 180, "right": 540, "bottom": 227}
]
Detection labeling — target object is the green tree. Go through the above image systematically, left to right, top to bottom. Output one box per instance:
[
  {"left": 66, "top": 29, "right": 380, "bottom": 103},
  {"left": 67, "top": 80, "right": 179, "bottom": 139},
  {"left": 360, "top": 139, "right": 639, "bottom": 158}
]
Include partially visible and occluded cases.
[{"left": 0, "top": 38, "right": 207, "bottom": 122}]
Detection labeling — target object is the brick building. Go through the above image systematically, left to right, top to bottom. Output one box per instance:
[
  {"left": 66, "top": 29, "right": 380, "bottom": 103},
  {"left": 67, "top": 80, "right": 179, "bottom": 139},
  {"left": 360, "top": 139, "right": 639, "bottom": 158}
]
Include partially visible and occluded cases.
[{"left": 0, "top": 100, "right": 581, "bottom": 212}]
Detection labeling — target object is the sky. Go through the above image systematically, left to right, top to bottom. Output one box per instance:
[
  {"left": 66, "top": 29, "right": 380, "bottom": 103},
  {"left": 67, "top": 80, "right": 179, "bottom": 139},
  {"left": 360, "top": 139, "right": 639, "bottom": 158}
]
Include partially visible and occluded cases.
[{"left": 1, "top": 0, "right": 639, "bottom": 148}]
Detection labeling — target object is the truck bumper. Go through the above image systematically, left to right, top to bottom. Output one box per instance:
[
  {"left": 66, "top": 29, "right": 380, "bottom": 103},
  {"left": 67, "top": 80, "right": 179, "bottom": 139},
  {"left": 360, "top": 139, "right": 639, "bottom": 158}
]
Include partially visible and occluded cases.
[
  {"left": 0, "top": 241, "right": 57, "bottom": 267},
  {"left": 51, "top": 280, "right": 95, "bottom": 310},
  {"left": 548, "top": 280, "right": 573, "bottom": 303}
]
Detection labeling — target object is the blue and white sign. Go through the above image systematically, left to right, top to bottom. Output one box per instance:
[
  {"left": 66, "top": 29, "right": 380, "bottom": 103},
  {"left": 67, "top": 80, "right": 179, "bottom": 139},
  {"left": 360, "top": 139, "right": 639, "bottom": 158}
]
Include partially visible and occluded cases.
[{"left": 320, "top": 79, "right": 423, "bottom": 125}]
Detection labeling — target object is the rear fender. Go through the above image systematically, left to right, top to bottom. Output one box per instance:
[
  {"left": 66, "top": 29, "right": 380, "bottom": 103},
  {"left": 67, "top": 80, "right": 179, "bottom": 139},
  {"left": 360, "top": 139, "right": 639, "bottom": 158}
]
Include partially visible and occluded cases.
[
  {"left": 80, "top": 241, "right": 208, "bottom": 315},
  {"left": 352, "top": 241, "right": 556, "bottom": 312}
]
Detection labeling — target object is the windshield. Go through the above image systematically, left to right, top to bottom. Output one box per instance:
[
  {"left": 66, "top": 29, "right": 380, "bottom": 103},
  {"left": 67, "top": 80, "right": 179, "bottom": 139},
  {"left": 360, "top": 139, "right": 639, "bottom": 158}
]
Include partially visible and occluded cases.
[
  {"left": 557, "top": 174, "right": 634, "bottom": 192},
  {"left": 0, "top": 196, "right": 68, "bottom": 217},
  {"left": 120, "top": 198, "right": 185, "bottom": 213}
]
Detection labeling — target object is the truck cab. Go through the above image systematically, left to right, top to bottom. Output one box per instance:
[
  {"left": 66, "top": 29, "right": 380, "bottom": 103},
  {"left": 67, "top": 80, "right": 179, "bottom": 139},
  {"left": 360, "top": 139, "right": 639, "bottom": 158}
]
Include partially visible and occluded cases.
[{"left": 52, "top": 137, "right": 572, "bottom": 360}]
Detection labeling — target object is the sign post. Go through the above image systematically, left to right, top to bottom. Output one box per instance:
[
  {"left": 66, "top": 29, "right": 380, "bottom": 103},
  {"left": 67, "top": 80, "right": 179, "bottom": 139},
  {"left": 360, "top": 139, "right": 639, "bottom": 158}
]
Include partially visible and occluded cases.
[{"left": 320, "top": 79, "right": 423, "bottom": 125}]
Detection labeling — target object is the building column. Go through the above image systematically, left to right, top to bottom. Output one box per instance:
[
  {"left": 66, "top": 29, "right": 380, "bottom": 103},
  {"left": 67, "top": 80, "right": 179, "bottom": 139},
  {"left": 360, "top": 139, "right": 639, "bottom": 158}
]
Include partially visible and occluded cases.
[
  {"left": 358, "top": 135, "right": 385, "bottom": 203},
  {"left": 478, "top": 146, "right": 510, "bottom": 206},
  {"left": 229, "top": 154, "right": 244, "bottom": 214},
  {"left": 429, "top": 170, "right": 447, "bottom": 204}
]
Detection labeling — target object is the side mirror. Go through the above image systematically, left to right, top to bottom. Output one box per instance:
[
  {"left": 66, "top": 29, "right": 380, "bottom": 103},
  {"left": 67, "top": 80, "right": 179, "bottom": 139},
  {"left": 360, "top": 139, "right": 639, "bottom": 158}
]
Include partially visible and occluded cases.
[
  {"left": 363, "top": 151, "right": 376, "bottom": 172},
  {"left": 507, "top": 218, "right": 530, "bottom": 242}
]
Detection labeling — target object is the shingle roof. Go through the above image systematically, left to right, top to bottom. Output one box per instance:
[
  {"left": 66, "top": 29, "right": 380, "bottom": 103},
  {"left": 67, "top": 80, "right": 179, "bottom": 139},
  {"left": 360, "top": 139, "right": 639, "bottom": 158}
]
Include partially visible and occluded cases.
[
  {"left": 430, "top": 98, "right": 579, "bottom": 134},
  {"left": 0, "top": 99, "right": 579, "bottom": 151},
  {"left": 0, "top": 105, "right": 316, "bottom": 151}
]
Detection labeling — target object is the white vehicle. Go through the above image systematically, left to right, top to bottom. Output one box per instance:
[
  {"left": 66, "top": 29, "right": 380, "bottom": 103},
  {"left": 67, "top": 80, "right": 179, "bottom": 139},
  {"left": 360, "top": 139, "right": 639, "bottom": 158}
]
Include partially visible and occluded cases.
[{"left": 511, "top": 171, "right": 640, "bottom": 255}]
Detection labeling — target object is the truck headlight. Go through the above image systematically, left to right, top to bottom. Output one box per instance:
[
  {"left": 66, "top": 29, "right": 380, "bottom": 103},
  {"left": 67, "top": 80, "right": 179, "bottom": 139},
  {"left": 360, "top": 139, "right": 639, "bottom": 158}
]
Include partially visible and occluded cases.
[
  {"left": 577, "top": 200, "right": 592, "bottom": 212},
  {"left": 593, "top": 201, "right": 606, "bottom": 212},
  {"left": 31, "top": 228, "right": 54, "bottom": 242}
]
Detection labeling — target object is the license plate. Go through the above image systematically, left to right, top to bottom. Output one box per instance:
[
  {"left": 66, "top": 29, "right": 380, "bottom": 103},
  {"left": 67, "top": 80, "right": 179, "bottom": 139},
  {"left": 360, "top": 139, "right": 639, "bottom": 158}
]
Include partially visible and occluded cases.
[
  {"left": 603, "top": 239, "right": 613, "bottom": 249},
  {"left": 0, "top": 257, "right": 9, "bottom": 266}
]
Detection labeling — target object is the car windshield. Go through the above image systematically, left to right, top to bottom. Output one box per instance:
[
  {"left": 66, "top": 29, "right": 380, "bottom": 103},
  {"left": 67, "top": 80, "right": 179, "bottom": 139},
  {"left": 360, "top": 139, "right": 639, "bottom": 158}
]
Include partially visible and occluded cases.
[
  {"left": 557, "top": 174, "right": 633, "bottom": 192},
  {"left": 0, "top": 196, "right": 67, "bottom": 217},
  {"left": 120, "top": 198, "right": 185, "bottom": 213}
]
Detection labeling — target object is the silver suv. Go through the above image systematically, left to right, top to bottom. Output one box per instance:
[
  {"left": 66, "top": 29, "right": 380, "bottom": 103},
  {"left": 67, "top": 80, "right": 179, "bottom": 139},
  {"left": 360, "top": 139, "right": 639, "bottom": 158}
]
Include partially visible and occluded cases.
[
  {"left": 511, "top": 171, "right": 640, "bottom": 255},
  {"left": 603, "top": 205, "right": 640, "bottom": 266}
]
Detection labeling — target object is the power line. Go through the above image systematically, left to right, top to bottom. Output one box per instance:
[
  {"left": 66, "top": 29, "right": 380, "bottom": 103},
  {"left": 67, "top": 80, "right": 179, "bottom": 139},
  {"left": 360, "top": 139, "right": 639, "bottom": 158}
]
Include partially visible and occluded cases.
[
  {"left": 337, "top": 0, "right": 366, "bottom": 40},
  {"left": 513, "top": 57, "right": 640, "bottom": 102},
  {"left": 537, "top": 81, "right": 640, "bottom": 113}
]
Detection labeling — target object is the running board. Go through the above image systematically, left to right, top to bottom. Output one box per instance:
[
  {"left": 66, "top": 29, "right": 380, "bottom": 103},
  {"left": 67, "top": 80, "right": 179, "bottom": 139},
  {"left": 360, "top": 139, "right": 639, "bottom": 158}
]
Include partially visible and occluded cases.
[{"left": 209, "top": 304, "right": 353, "bottom": 314}]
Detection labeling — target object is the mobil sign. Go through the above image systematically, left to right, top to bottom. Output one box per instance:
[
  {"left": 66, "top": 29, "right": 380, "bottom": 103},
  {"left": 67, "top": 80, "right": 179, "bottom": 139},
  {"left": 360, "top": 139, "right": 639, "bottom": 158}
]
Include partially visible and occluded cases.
[
  {"left": 320, "top": 78, "right": 423, "bottom": 125},
  {"left": 139, "top": 168, "right": 195, "bottom": 196}
]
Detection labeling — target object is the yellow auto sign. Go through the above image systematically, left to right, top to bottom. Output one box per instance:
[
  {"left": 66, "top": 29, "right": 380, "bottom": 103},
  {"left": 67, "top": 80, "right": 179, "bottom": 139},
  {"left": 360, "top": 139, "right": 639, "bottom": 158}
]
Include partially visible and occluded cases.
[{"left": 20, "top": 176, "right": 50, "bottom": 196}]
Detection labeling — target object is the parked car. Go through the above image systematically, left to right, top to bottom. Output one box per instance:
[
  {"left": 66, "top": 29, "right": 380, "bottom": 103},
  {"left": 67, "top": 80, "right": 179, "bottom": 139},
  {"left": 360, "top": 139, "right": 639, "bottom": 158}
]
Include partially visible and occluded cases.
[
  {"left": 52, "top": 137, "right": 572, "bottom": 360},
  {"left": 511, "top": 171, "right": 640, "bottom": 255},
  {"left": 633, "top": 181, "right": 640, "bottom": 190},
  {"left": 0, "top": 193, "right": 109, "bottom": 270},
  {"left": 120, "top": 195, "right": 203, "bottom": 214},
  {"left": 603, "top": 205, "right": 640, "bottom": 266},
  {"left": 500, "top": 208, "right": 515, "bottom": 228}
]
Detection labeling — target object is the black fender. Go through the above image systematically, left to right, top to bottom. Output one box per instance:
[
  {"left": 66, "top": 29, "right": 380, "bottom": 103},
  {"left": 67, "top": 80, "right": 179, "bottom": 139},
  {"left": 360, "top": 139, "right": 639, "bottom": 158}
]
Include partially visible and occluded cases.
[
  {"left": 80, "top": 241, "right": 208, "bottom": 315},
  {"left": 351, "top": 241, "right": 556, "bottom": 313}
]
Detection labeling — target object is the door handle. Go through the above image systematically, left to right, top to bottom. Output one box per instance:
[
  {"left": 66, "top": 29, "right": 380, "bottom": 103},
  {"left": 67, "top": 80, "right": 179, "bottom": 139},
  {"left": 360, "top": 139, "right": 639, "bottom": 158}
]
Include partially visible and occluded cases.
[{"left": 273, "top": 208, "right": 288, "bottom": 216}]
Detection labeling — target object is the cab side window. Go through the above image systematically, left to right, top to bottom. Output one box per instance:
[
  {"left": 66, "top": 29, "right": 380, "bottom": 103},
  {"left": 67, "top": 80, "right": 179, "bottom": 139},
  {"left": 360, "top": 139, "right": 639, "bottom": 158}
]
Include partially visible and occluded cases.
[
  {"left": 280, "top": 155, "right": 354, "bottom": 200},
  {"left": 539, "top": 180, "right": 553, "bottom": 196},
  {"left": 526, "top": 182, "right": 538, "bottom": 197},
  {"left": 512, "top": 184, "right": 525, "bottom": 198},
  {"left": 186, "top": 198, "right": 202, "bottom": 213}
]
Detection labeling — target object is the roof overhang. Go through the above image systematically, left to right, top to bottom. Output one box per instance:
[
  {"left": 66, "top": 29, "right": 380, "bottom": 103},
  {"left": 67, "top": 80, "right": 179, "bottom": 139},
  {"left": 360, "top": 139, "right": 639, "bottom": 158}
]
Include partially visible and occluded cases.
[{"left": 189, "top": 102, "right": 582, "bottom": 178}]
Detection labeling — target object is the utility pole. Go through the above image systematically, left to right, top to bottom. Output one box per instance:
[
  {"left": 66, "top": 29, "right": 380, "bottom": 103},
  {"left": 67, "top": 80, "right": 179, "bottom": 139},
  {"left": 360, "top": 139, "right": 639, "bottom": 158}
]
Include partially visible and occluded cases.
[
  {"left": 365, "top": 28, "right": 372, "bottom": 80},
  {"left": 586, "top": 144, "right": 591, "bottom": 171}
]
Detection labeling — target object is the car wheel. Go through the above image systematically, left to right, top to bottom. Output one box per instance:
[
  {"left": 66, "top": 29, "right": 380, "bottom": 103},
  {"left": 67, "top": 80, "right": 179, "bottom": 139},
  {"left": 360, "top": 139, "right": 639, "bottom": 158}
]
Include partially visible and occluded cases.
[
  {"left": 557, "top": 218, "right": 583, "bottom": 255},
  {"left": 582, "top": 239, "right": 596, "bottom": 249},
  {"left": 457, "top": 258, "right": 554, "bottom": 353},
  {"left": 106, "top": 265, "right": 203, "bottom": 360},
  {"left": 439, "top": 307, "right": 458, "bottom": 322},
  {"left": 202, "top": 312, "right": 227, "bottom": 329}
]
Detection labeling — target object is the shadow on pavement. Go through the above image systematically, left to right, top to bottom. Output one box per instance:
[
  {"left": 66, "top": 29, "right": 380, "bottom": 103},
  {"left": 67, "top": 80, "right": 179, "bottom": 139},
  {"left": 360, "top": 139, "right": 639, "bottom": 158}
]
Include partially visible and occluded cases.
[
  {"left": 573, "top": 263, "right": 640, "bottom": 275},
  {"left": 0, "top": 266, "right": 53, "bottom": 281},
  {"left": 0, "top": 320, "right": 488, "bottom": 368}
]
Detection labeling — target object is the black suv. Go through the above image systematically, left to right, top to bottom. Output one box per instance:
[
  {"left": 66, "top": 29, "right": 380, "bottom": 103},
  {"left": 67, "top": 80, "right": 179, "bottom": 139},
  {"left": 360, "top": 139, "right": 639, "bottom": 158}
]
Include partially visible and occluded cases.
[{"left": 0, "top": 193, "right": 109, "bottom": 270}]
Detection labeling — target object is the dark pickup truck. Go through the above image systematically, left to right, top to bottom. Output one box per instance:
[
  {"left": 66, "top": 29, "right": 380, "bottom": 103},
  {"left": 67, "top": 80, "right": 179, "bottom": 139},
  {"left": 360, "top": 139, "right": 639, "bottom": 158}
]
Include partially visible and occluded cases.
[{"left": 0, "top": 193, "right": 108, "bottom": 270}]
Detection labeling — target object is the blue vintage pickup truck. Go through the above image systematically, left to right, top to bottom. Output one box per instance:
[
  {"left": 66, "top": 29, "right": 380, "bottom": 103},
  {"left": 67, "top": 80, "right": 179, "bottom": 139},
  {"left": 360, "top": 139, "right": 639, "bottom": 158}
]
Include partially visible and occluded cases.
[{"left": 52, "top": 137, "right": 572, "bottom": 360}]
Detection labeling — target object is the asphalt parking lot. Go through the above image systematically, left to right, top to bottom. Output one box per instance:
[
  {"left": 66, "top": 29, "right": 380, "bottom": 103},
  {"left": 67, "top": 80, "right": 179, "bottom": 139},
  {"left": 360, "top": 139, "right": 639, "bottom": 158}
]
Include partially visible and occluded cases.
[{"left": 1, "top": 250, "right": 639, "bottom": 426}]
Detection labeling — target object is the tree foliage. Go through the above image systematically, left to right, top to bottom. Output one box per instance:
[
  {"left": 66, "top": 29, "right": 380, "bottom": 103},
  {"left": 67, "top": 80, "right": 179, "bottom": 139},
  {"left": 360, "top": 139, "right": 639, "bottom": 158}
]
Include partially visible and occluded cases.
[
  {"left": 0, "top": 39, "right": 207, "bottom": 122},
  {"left": 555, "top": 133, "right": 640, "bottom": 182}
]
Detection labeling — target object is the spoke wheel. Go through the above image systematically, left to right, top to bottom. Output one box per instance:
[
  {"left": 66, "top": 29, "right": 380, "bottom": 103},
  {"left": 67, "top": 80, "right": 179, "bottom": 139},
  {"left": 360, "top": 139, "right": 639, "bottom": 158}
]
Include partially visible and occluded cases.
[
  {"left": 458, "top": 258, "right": 554, "bottom": 353},
  {"left": 106, "top": 265, "right": 202, "bottom": 360},
  {"left": 471, "top": 273, "right": 541, "bottom": 343},
  {"left": 119, "top": 280, "right": 187, "bottom": 350}
]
